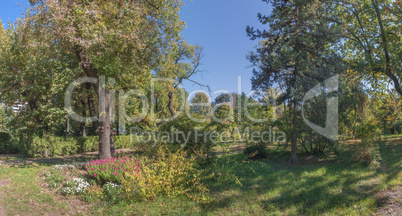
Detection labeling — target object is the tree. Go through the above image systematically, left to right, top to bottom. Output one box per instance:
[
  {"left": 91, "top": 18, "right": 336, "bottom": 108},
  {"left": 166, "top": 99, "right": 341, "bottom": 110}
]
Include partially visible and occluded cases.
[
  {"left": 7, "top": 0, "right": 186, "bottom": 159},
  {"left": 247, "top": 0, "right": 344, "bottom": 164},
  {"left": 340, "top": 0, "right": 402, "bottom": 95},
  {"left": 0, "top": 20, "right": 77, "bottom": 139},
  {"left": 155, "top": 41, "right": 204, "bottom": 118},
  {"left": 372, "top": 89, "right": 401, "bottom": 134},
  {"left": 190, "top": 92, "right": 211, "bottom": 116}
]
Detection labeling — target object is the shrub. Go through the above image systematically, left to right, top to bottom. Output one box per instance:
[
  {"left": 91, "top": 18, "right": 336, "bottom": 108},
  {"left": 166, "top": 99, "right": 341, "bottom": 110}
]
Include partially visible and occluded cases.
[
  {"left": 159, "top": 114, "right": 215, "bottom": 156},
  {"left": 352, "top": 123, "right": 382, "bottom": 169},
  {"left": 0, "top": 132, "right": 18, "bottom": 154},
  {"left": 16, "top": 135, "right": 140, "bottom": 158},
  {"left": 352, "top": 138, "right": 382, "bottom": 169},
  {"left": 244, "top": 144, "right": 268, "bottom": 160},
  {"left": 122, "top": 145, "right": 209, "bottom": 202},
  {"left": 84, "top": 185, "right": 104, "bottom": 202}
]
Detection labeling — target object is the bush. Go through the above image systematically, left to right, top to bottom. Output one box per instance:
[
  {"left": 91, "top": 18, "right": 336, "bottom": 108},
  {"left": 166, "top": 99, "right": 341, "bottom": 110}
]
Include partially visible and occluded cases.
[
  {"left": 159, "top": 114, "right": 215, "bottom": 156},
  {"left": 352, "top": 123, "right": 382, "bottom": 169},
  {"left": 0, "top": 132, "right": 18, "bottom": 154},
  {"left": 16, "top": 135, "right": 140, "bottom": 158},
  {"left": 352, "top": 138, "right": 382, "bottom": 169},
  {"left": 244, "top": 144, "right": 269, "bottom": 160},
  {"left": 121, "top": 145, "right": 208, "bottom": 202},
  {"left": 84, "top": 185, "right": 104, "bottom": 202}
]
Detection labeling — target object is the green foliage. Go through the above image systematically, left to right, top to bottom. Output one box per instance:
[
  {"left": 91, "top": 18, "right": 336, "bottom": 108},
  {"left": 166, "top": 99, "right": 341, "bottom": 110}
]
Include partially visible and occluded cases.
[
  {"left": 248, "top": 0, "right": 344, "bottom": 163},
  {"left": 339, "top": 0, "right": 402, "bottom": 95},
  {"left": 190, "top": 92, "right": 211, "bottom": 116},
  {"left": 0, "top": 106, "right": 6, "bottom": 132},
  {"left": 159, "top": 113, "right": 214, "bottom": 155},
  {"left": 352, "top": 123, "right": 382, "bottom": 169},
  {"left": 0, "top": 131, "right": 18, "bottom": 154},
  {"left": 16, "top": 135, "right": 138, "bottom": 158},
  {"left": 244, "top": 144, "right": 269, "bottom": 160},
  {"left": 122, "top": 146, "right": 209, "bottom": 202},
  {"left": 203, "top": 151, "right": 245, "bottom": 188},
  {"left": 103, "top": 182, "right": 122, "bottom": 201},
  {"left": 84, "top": 185, "right": 104, "bottom": 202}
]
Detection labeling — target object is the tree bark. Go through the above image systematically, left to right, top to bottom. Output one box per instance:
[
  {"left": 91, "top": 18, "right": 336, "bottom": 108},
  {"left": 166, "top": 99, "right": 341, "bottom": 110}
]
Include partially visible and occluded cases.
[
  {"left": 75, "top": 47, "right": 111, "bottom": 159},
  {"left": 99, "top": 88, "right": 112, "bottom": 160},
  {"left": 167, "top": 91, "right": 176, "bottom": 117},
  {"left": 80, "top": 99, "right": 87, "bottom": 137},
  {"left": 291, "top": 101, "right": 298, "bottom": 164},
  {"left": 65, "top": 117, "right": 70, "bottom": 139}
]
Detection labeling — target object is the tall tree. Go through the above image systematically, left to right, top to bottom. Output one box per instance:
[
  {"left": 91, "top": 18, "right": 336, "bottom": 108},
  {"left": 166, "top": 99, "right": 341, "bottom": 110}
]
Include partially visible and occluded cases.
[
  {"left": 8, "top": 0, "right": 186, "bottom": 159},
  {"left": 247, "top": 0, "right": 344, "bottom": 164},
  {"left": 340, "top": 0, "right": 402, "bottom": 95},
  {"left": 155, "top": 41, "right": 204, "bottom": 118}
]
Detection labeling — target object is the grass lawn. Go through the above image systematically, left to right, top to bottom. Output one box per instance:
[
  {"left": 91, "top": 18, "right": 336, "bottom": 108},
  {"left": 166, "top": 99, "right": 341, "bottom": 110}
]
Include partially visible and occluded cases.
[{"left": 0, "top": 136, "right": 401, "bottom": 215}]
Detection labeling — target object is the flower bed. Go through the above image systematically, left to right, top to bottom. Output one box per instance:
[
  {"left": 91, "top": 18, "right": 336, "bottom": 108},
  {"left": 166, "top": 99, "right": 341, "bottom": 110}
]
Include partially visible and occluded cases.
[{"left": 85, "top": 152, "right": 152, "bottom": 184}]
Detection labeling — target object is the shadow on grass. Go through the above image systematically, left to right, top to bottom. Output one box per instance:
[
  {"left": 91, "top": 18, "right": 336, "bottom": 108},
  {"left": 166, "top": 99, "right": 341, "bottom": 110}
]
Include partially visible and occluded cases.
[{"left": 200, "top": 138, "right": 402, "bottom": 215}]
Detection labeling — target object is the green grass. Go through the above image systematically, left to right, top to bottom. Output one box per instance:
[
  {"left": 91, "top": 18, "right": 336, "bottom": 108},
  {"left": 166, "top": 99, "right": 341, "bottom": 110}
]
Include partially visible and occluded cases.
[{"left": 0, "top": 136, "right": 401, "bottom": 215}]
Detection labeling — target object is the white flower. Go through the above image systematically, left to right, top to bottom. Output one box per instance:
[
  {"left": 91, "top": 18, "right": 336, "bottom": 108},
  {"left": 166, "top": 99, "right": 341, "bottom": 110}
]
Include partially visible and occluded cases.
[
  {"left": 54, "top": 164, "right": 76, "bottom": 170},
  {"left": 64, "top": 178, "right": 90, "bottom": 195},
  {"left": 104, "top": 182, "right": 122, "bottom": 194}
]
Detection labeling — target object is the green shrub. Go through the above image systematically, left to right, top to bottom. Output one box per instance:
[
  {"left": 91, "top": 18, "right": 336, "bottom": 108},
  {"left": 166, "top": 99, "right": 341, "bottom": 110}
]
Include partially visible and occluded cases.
[
  {"left": 159, "top": 114, "right": 215, "bottom": 156},
  {"left": 352, "top": 123, "right": 382, "bottom": 169},
  {"left": 0, "top": 132, "right": 18, "bottom": 154},
  {"left": 16, "top": 135, "right": 140, "bottom": 158},
  {"left": 244, "top": 144, "right": 269, "bottom": 160},
  {"left": 122, "top": 145, "right": 209, "bottom": 202},
  {"left": 84, "top": 185, "right": 104, "bottom": 202}
]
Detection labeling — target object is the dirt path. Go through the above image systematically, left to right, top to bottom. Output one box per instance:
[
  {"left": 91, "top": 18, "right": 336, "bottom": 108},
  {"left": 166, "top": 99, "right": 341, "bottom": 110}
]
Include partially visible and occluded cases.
[
  {"left": 376, "top": 186, "right": 402, "bottom": 215},
  {"left": 0, "top": 203, "right": 6, "bottom": 216}
]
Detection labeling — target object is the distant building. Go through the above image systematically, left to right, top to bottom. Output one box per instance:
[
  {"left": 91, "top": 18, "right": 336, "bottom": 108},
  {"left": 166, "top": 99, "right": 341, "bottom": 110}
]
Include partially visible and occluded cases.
[{"left": 1, "top": 102, "right": 27, "bottom": 114}]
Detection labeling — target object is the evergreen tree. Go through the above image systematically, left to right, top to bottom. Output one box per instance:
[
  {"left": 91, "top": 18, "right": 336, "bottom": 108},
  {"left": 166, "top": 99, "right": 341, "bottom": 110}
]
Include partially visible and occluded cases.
[{"left": 247, "top": 0, "right": 344, "bottom": 164}]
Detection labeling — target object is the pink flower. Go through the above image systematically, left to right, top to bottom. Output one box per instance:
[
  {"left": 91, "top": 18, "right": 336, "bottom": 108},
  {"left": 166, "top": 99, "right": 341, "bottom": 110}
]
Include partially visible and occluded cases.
[{"left": 94, "top": 173, "right": 97, "bottom": 177}]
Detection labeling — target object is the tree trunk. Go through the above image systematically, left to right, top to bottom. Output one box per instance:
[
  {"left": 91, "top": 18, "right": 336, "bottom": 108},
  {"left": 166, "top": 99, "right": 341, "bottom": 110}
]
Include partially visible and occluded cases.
[
  {"left": 75, "top": 48, "right": 111, "bottom": 159},
  {"left": 99, "top": 87, "right": 112, "bottom": 160},
  {"left": 167, "top": 91, "right": 176, "bottom": 117},
  {"left": 109, "top": 96, "right": 115, "bottom": 154},
  {"left": 80, "top": 100, "right": 87, "bottom": 137},
  {"left": 291, "top": 101, "right": 298, "bottom": 164},
  {"left": 65, "top": 117, "right": 70, "bottom": 139},
  {"left": 110, "top": 132, "right": 115, "bottom": 154}
]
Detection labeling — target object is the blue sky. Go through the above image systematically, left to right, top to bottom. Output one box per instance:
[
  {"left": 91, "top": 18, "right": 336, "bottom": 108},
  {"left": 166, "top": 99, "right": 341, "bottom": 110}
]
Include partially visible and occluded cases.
[{"left": 0, "top": 0, "right": 272, "bottom": 99}]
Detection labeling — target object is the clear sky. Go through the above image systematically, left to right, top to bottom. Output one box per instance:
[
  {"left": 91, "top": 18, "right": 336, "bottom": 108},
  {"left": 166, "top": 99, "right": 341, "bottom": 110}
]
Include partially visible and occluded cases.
[{"left": 0, "top": 0, "right": 272, "bottom": 99}]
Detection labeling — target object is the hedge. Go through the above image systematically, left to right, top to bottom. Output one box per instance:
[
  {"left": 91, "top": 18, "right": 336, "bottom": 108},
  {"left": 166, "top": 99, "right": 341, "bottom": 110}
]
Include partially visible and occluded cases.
[{"left": 1, "top": 133, "right": 143, "bottom": 157}]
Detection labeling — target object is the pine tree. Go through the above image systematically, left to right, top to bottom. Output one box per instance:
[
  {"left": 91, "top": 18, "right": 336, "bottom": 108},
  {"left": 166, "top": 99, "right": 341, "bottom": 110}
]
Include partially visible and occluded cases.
[{"left": 247, "top": 0, "right": 344, "bottom": 164}]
